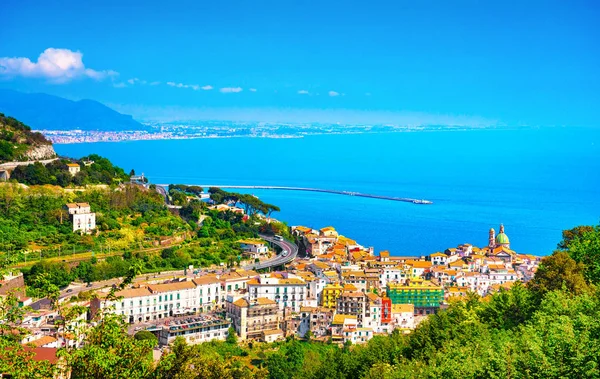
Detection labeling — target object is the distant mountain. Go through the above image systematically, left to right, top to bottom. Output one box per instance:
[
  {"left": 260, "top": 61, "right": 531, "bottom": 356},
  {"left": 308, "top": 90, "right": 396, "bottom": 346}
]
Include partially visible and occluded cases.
[{"left": 0, "top": 89, "right": 147, "bottom": 131}]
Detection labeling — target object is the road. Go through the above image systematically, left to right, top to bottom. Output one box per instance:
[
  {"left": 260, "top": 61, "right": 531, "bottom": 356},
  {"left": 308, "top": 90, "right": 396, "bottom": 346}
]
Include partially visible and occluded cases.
[
  {"left": 0, "top": 157, "right": 58, "bottom": 170},
  {"left": 243, "top": 234, "right": 298, "bottom": 271}
]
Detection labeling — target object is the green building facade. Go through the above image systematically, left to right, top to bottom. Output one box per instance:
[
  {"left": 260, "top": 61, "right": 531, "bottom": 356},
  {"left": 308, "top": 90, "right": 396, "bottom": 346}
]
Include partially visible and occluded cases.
[{"left": 386, "top": 281, "right": 444, "bottom": 315}]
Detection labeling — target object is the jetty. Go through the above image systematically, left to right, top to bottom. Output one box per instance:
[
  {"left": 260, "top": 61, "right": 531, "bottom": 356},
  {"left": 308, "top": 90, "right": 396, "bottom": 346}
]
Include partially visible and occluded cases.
[{"left": 157, "top": 184, "right": 433, "bottom": 205}]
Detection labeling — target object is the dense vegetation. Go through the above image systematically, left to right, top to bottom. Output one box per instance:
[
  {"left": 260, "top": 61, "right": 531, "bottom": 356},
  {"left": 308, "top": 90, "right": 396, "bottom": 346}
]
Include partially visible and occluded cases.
[
  {"left": 0, "top": 112, "right": 51, "bottom": 162},
  {"left": 10, "top": 154, "right": 130, "bottom": 186},
  {"left": 1, "top": 178, "right": 289, "bottom": 291},
  {"left": 208, "top": 187, "right": 281, "bottom": 217},
  {"left": 2, "top": 208, "right": 600, "bottom": 379},
  {"left": 2, "top": 224, "right": 600, "bottom": 378}
]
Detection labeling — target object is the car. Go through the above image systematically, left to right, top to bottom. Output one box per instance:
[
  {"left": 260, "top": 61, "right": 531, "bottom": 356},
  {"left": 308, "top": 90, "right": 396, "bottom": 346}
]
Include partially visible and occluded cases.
[
  {"left": 273, "top": 235, "right": 284, "bottom": 241},
  {"left": 281, "top": 250, "right": 289, "bottom": 257},
  {"left": 86, "top": 283, "right": 93, "bottom": 287},
  {"left": 66, "top": 289, "right": 73, "bottom": 293}
]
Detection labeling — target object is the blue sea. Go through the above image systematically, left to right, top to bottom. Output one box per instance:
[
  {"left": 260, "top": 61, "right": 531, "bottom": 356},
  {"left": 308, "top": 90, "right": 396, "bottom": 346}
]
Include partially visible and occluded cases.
[{"left": 55, "top": 128, "right": 600, "bottom": 257}]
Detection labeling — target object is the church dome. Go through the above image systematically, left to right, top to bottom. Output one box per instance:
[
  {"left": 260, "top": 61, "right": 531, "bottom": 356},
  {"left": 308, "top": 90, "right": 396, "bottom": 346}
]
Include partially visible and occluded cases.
[{"left": 495, "top": 233, "right": 510, "bottom": 245}]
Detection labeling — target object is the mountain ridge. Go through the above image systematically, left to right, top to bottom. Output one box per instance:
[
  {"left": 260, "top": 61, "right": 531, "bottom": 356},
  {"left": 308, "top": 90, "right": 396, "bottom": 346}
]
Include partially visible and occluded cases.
[{"left": 0, "top": 89, "right": 147, "bottom": 131}]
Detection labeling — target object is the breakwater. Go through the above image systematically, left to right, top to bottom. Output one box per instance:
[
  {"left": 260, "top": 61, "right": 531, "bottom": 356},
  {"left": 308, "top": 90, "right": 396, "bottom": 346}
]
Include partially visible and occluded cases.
[{"left": 158, "top": 184, "right": 433, "bottom": 204}]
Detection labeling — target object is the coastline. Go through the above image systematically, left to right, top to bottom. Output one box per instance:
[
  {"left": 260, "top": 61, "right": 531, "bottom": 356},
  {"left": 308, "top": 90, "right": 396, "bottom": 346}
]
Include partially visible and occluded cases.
[{"left": 40, "top": 125, "right": 526, "bottom": 145}]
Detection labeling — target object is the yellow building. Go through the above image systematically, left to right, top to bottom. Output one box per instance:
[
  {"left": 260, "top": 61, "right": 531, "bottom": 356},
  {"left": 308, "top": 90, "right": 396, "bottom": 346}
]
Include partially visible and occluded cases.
[{"left": 320, "top": 283, "right": 344, "bottom": 308}]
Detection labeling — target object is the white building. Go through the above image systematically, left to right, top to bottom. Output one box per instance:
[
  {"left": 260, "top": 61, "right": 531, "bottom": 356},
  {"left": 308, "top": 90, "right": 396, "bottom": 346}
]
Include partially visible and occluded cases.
[
  {"left": 67, "top": 163, "right": 80, "bottom": 176},
  {"left": 66, "top": 202, "right": 96, "bottom": 233},
  {"left": 239, "top": 240, "right": 269, "bottom": 255},
  {"left": 379, "top": 265, "right": 408, "bottom": 288},
  {"left": 192, "top": 275, "right": 222, "bottom": 312},
  {"left": 247, "top": 275, "right": 308, "bottom": 312},
  {"left": 92, "top": 279, "right": 215, "bottom": 323},
  {"left": 391, "top": 303, "right": 415, "bottom": 332},
  {"left": 158, "top": 315, "right": 230, "bottom": 346}
]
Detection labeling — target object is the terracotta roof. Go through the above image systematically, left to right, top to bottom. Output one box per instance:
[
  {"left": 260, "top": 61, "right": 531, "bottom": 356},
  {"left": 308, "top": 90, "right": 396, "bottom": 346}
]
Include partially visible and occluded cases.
[
  {"left": 66, "top": 163, "right": 80, "bottom": 167},
  {"left": 379, "top": 251, "right": 390, "bottom": 258},
  {"left": 430, "top": 252, "right": 447, "bottom": 257},
  {"left": 407, "top": 260, "right": 432, "bottom": 269},
  {"left": 192, "top": 276, "right": 221, "bottom": 285},
  {"left": 148, "top": 281, "right": 196, "bottom": 293},
  {"left": 114, "top": 287, "right": 153, "bottom": 299},
  {"left": 340, "top": 291, "right": 365, "bottom": 298},
  {"left": 254, "top": 297, "right": 277, "bottom": 305},
  {"left": 232, "top": 298, "right": 249, "bottom": 307},
  {"left": 392, "top": 303, "right": 414, "bottom": 313},
  {"left": 332, "top": 314, "right": 357, "bottom": 325},
  {"left": 262, "top": 329, "right": 283, "bottom": 336},
  {"left": 28, "top": 336, "right": 57, "bottom": 347}
]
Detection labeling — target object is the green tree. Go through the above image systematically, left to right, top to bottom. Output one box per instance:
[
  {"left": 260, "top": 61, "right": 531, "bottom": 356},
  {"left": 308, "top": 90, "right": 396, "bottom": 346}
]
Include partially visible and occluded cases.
[
  {"left": 559, "top": 225, "right": 600, "bottom": 284},
  {"left": 527, "top": 251, "right": 590, "bottom": 297},
  {"left": 226, "top": 327, "right": 238, "bottom": 344},
  {"left": 135, "top": 330, "right": 158, "bottom": 346}
]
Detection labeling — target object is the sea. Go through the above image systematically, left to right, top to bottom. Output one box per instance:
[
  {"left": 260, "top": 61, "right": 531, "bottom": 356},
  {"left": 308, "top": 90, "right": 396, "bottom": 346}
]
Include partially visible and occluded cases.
[{"left": 55, "top": 127, "right": 600, "bottom": 257}]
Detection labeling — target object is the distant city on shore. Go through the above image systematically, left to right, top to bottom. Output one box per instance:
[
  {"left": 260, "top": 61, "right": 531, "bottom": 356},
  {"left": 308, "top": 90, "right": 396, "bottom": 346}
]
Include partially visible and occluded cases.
[{"left": 41, "top": 122, "right": 503, "bottom": 144}]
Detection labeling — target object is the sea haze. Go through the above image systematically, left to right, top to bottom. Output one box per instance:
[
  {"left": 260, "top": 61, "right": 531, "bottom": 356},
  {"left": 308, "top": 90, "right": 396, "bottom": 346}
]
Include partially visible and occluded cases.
[{"left": 55, "top": 128, "right": 600, "bottom": 257}]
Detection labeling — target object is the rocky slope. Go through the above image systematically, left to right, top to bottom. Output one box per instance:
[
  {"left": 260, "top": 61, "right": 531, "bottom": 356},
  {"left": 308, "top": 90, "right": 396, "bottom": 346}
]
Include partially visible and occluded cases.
[{"left": 0, "top": 113, "right": 56, "bottom": 163}]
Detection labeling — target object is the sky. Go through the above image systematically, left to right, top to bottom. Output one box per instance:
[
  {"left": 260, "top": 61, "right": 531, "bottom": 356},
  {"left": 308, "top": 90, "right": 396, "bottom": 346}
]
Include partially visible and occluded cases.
[{"left": 0, "top": 0, "right": 599, "bottom": 125}]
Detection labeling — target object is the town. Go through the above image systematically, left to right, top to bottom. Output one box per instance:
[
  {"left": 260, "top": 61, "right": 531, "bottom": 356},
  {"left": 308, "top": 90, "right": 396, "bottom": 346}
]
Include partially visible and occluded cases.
[{"left": 3, "top": 216, "right": 540, "bottom": 351}]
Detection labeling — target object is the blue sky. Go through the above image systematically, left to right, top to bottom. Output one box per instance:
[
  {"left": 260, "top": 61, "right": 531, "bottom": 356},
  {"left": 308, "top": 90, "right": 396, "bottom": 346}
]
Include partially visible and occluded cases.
[{"left": 0, "top": 0, "right": 599, "bottom": 125}]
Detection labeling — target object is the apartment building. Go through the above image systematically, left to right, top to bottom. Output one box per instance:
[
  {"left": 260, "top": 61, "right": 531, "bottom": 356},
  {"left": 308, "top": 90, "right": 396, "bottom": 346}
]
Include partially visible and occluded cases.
[
  {"left": 247, "top": 276, "right": 307, "bottom": 312},
  {"left": 336, "top": 290, "right": 368, "bottom": 324},
  {"left": 226, "top": 297, "right": 281, "bottom": 341},
  {"left": 158, "top": 315, "right": 230, "bottom": 346}
]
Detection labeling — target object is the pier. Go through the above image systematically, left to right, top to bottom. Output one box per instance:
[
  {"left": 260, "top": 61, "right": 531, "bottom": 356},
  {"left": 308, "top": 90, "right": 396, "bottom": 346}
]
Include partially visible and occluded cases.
[{"left": 157, "top": 184, "right": 433, "bottom": 205}]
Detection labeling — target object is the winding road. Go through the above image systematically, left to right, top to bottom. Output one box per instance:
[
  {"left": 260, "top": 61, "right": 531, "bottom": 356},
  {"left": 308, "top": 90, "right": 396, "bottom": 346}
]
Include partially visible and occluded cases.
[{"left": 243, "top": 234, "right": 299, "bottom": 271}]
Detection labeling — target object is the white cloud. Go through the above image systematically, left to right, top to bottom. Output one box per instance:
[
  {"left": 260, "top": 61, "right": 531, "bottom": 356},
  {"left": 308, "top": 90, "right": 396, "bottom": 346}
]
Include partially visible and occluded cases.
[
  {"left": 0, "top": 48, "right": 117, "bottom": 83},
  {"left": 126, "top": 78, "right": 147, "bottom": 85},
  {"left": 150, "top": 81, "right": 161, "bottom": 86},
  {"left": 167, "top": 81, "right": 213, "bottom": 91},
  {"left": 113, "top": 82, "right": 127, "bottom": 88},
  {"left": 220, "top": 87, "right": 243, "bottom": 93},
  {"left": 249, "top": 88, "right": 257, "bottom": 92},
  {"left": 298, "top": 90, "right": 309, "bottom": 95},
  {"left": 328, "top": 91, "right": 339, "bottom": 97}
]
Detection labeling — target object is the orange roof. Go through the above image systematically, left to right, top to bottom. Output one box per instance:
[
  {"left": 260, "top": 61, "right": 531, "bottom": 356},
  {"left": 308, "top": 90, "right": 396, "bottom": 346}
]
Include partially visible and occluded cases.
[
  {"left": 379, "top": 251, "right": 390, "bottom": 257},
  {"left": 430, "top": 252, "right": 447, "bottom": 257},
  {"left": 407, "top": 260, "right": 432, "bottom": 269},
  {"left": 192, "top": 276, "right": 221, "bottom": 285},
  {"left": 149, "top": 281, "right": 196, "bottom": 293},
  {"left": 114, "top": 287, "right": 152, "bottom": 299},
  {"left": 392, "top": 303, "right": 414, "bottom": 313},
  {"left": 29, "top": 336, "right": 57, "bottom": 347}
]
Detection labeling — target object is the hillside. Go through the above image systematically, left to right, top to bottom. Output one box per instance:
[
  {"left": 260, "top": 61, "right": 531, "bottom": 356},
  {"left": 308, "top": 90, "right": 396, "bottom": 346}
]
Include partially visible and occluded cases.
[
  {"left": 0, "top": 89, "right": 147, "bottom": 131},
  {"left": 0, "top": 113, "right": 56, "bottom": 162}
]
